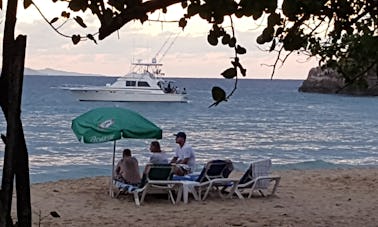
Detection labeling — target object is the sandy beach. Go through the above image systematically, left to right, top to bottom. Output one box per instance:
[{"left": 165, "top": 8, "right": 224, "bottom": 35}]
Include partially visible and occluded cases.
[{"left": 23, "top": 168, "right": 377, "bottom": 227}]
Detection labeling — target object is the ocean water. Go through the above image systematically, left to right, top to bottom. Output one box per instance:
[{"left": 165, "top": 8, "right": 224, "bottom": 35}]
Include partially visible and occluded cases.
[{"left": 0, "top": 75, "right": 377, "bottom": 183}]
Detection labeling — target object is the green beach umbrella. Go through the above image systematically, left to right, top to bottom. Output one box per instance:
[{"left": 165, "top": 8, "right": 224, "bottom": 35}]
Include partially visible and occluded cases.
[
  {"left": 71, "top": 107, "right": 162, "bottom": 196},
  {"left": 72, "top": 107, "right": 162, "bottom": 142}
]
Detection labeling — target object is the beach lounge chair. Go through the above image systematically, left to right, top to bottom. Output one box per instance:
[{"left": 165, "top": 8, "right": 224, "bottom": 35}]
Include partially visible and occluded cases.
[
  {"left": 174, "top": 159, "right": 239, "bottom": 201},
  {"left": 233, "top": 159, "right": 281, "bottom": 199},
  {"left": 114, "top": 164, "right": 182, "bottom": 206}
]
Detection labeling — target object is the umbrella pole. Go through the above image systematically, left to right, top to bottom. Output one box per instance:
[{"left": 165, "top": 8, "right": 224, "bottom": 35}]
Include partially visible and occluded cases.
[{"left": 110, "top": 140, "right": 117, "bottom": 197}]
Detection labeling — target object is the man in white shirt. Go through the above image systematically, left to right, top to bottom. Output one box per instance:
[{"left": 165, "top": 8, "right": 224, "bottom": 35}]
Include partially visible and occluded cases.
[{"left": 170, "top": 132, "right": 196, "bottom": 176}]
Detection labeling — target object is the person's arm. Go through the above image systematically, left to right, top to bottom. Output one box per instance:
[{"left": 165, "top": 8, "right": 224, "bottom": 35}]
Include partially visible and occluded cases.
[
  {"left": 177, "top": 147, "right": 191, "bottom": 164},
  {"left": 170, "top": 148, "right": 179, "bottom": 163},
  {"left": 149, "top": 155, "right": 153, "bottom": 163},
  {"left": 170, "top": 156, "right": 178, "bottom": 164},
  {"left": 133, "top": 157, "right": 139, "bottom": 165},
  {"left": 177, "top": 157, "right": 189, "bottom": 164},
  {"left": 114, "top": 162, "right": 121, "bottom": 180}
]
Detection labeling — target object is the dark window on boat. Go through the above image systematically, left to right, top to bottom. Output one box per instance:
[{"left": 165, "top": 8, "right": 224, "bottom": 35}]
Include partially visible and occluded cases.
[
  {"left": 126, "top": 81, "right": 136, "bottom": 86},
  {"left": 137, "top": 81, "right": 150, "bottom": 87}
]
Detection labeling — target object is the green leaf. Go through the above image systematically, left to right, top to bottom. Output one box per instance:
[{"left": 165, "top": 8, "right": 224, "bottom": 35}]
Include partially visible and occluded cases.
[
  {"left": 24, "top": 0, "right": 32, "bottom": 9},
  {"left": 68, "top": 0, "right": 88, "bottom": 12},
  {"left": 282, "top": 0, "right": 299, "bottom": 20},
  {"left": 187, "top": 4, "right": 200, "bottom": 17},
  {"left": 199, "top": 7, "right": 211, "bottom": 21},
  {"left": 235, "top": 9, "right": 244, "bottom": 18},
  {"left": 252, "top": 10, "right": 263, "bottom": 20},
  {"left": 61, "top": 11, "right": 70, "bottom": 18},
  {"left": 267, "top": 13, "right": 281, "bottom": 27},
  {"left": 139, "top": 14, "right": 148, "bottom": 23},
  {"left": 74, "top": 16, "right": 87, "bottom": 28},
  {"left": 50, "top": 17, "right": 59, "bottom": 24},
  {"left": 179, "top": 18, "right": 187, "bottom": 29},
  {"left": 261, "top": 27, "right": 274, "bottom": 43},
  {"left": 283, "top": 32, "right": 306, "bottom": 51},
  {"left": 207, "top": 33, "right": 218, "bottom": 46},
  {"left": 87, "top": 34, "right": 97, "bottom": 44},
  {"left": 221, "top": 34, "right": 231, "bottom": 45},
  {"left": 72, "top": 35, "right": 81, "bottom": 45},
  {"left": 256, "top": 35, "right": 266, "bottom": 44},
  {"left": 228, "top": 37, "right": 236, "bottom": 47},
  {"left": 236, "top": 45, "right": 246, "bottom": 54},
  {"left": 221, "top": 67, "right": 237, "bottom": 79},
  {"left": 239, "top": 67, "right": 247, "bottom": 77},
  {"left": 211, "top": 86, "right": 227, "bottom": 102}
]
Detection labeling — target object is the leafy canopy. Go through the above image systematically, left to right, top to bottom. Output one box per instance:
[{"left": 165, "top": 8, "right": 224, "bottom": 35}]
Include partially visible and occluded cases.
[{"left": 29, "top": 0, "right": 378, "bottom": 104}]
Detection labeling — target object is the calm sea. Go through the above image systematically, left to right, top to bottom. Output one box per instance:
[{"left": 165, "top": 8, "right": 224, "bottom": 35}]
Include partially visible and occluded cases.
[{"left": 0, "top": 75, "right": 377, "bottom": 183}]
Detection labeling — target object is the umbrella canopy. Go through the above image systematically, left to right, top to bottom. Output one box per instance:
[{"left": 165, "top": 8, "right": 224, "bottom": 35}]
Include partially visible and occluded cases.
[
  {"left": 71, "top": 107, "right": 162, "bottom": 196},
  {"left": 72, "top": 107, "right": 162, "bottom": 143}
]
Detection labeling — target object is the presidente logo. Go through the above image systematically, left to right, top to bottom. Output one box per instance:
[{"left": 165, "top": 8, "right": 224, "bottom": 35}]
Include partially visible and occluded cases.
[
  {"left": 99, "top": 119, "right": 114, "bottom": 129},
  {"left": 89, "top": 135, "right": 115, "bottom": 143}
]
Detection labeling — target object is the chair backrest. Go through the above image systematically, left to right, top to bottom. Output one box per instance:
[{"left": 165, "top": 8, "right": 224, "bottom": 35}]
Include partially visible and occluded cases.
[
  {"left": 196, "top": 159, "right": 234, "bottom": 182},
  {"left": 239, "top": 159, "right": 272, "bottom": 188},
  {"left": 140, "top": 164, "right": 174, "bottom": 187},
  {"left": 238, "top": 165, "right": 253, "bottom": 185}
]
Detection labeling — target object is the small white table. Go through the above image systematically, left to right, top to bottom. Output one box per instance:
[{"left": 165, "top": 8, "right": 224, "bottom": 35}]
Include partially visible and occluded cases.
[{"left": 178, "top": 181, "right": 200, "bottom": 203}]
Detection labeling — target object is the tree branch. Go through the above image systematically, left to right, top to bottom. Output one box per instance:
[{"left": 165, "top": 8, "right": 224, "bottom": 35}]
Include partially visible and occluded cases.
[
  {"left": 98, "top": 0, "right": 182, "bottom": 40},
  {"left": 31, "top": 1, "right": 71, "bottom": 38},
  {"left": 336, "top": 61, "right": 378, "bottom": 93}
]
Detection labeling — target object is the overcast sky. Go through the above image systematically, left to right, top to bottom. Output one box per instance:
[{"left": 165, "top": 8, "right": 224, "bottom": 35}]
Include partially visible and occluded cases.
[{"left": 0, "top": 1, "right": 317, "bottom": 79}]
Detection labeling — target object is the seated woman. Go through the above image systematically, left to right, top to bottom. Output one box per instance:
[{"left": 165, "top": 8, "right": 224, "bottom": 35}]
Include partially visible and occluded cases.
[
  {"left": 138, "top": 141, "right": 170, "bottom": 187},
  {"left": 149, "top": 141, "right": 169, "bottom": 164},
  {"left": 114, "top": 148, "right": 141, "bottom": 185}
]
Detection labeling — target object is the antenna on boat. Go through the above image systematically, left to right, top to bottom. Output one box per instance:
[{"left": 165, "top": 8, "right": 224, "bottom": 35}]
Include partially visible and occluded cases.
[
  {"left": 152, "top": 32, "right": 180, "bottom": 64},
  {"left": 158, "top": 32, "right": 179, "bottom": 63},
  {"left": 154, "top": 33, "right": 173, "bottom": 60}
]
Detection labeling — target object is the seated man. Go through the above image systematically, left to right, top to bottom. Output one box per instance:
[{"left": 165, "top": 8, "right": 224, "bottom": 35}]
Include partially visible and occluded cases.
[
  {"left": 170, "top": 132, "right": 196, "bottom": 176},
  {"left": 114, "top": 149, "right": 141, "bottom": 185}
]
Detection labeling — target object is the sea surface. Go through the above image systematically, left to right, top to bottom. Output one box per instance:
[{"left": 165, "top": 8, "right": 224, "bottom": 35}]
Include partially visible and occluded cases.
[{"left": 0, "top": 75, "right": 377, "bottom": 183}]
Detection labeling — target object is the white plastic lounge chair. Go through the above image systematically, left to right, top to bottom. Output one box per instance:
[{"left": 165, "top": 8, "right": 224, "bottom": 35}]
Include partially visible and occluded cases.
[
  {"left": 234, "top": 159, "right": 281, "bottom": 199},
  {"left": 173, "top": 160, "right": 239, "bottom": 201},
  {"left": 114, "top": 164, "right": 182, "bottom": 206}
]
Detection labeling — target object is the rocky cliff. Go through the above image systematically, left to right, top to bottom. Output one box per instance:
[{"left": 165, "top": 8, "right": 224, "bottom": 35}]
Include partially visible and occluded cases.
[{"left": 298, "top": 66, "right": 378, "bottom": 95}]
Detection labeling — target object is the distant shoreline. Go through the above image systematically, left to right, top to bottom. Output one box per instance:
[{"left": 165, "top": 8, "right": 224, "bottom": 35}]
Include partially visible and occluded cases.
[{"left": 24, "top": 74, "right": 305, "bottom": 81}]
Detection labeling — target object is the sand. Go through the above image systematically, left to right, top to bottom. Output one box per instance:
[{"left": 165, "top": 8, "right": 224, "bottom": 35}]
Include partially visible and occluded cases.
[{"left": 23, "top": 168, "right": 378, "bottom": 226}]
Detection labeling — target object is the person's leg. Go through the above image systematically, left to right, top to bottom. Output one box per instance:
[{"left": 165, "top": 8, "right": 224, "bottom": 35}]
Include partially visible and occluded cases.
[{"left": 174, "top": 166, "right": 186, "bottom": 176}]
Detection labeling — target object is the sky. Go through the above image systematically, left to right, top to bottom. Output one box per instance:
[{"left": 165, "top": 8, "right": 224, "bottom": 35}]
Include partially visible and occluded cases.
[{"left": 0, "top": 1, "right": 318, "bottom": 80}]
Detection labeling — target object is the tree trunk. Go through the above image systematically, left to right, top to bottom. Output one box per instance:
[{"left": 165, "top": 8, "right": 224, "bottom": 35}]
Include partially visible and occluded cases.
[
  {"left": 0, "top": 0, "right": 31, "bottom": 226},
  {"left": 0, "top": 36, "right": 31, "bottom": 227},
  {"left": 12, "top": 36, "right": 31, "bottom": 227}
]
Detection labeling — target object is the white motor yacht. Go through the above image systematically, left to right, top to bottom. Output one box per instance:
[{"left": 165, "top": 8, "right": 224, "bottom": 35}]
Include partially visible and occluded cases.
[{"left": 64, "top": 59, "right": 188, "bottom": 103}]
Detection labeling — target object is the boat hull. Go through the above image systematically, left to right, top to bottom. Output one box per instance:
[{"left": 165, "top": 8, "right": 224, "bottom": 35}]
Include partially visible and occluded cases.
[{"left": 67, "top": 88, "right": 188, "bottom": 103}]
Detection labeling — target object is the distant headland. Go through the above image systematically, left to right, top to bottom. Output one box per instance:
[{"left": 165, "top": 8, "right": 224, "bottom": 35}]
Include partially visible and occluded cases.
[
  {"left": 299, "top": 66, "right": 378, "bottom": 96},
  {"left": 23, "top": 67, "right": 108, "bottom": 77}
]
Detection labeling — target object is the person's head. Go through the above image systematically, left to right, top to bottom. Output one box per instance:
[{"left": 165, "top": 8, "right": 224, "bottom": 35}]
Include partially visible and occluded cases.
[
  {"left": 174, "top": 132, "right": 186, "bottom": 147},
  {"left": 150, "top": 141, "right": 161, "bottom": 153},
  {"left": 123, "top": 149, "right": 131, "bottom": 157}
]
